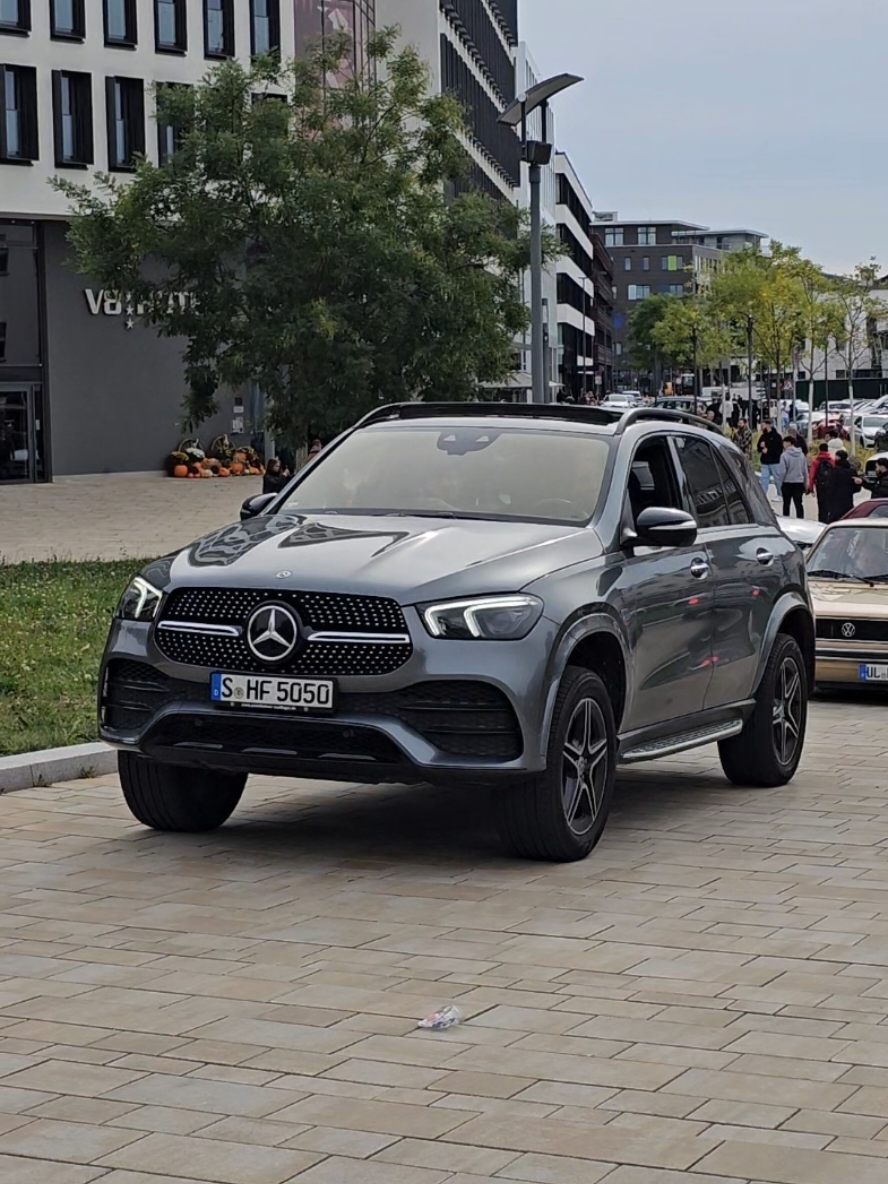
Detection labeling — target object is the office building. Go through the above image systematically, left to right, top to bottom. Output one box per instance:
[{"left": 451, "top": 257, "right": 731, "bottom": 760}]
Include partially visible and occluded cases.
[
  {"left": 0, "top": 1, "right": 376, "bottom": 482},
  {"left": 592, "top": 214, "right": 767, "bottom": 384}
]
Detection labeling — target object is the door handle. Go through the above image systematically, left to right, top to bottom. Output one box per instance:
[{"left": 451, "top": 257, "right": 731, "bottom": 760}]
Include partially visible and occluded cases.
[
  {"left": 756, "top": 548, "right": 775, "bottom": 566},
  {"left": 690, "top": 558, "right": 710, "bottom": 580}
]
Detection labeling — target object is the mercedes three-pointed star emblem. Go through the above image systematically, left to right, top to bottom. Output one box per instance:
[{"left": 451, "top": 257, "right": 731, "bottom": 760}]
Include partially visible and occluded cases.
[{"left": 245, "top": 604, "right": 300, "bottom": 663}]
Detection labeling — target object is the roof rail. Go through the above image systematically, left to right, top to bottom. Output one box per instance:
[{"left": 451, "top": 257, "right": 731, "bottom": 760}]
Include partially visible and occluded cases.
[
  {"left": 354, "top": 401, "right": 623, "bottom": 428},
  {"left": 617, "top": 407, "right": 724, "bottom": 435}
]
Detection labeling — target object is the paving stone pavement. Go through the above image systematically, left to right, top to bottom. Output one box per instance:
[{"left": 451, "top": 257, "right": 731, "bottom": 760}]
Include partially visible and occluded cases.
[
  {"left": 0, "top": 475, "right": 263, "bottom": 565},
  {"left": 1, "top": 697, "right": 888, "bottom": 1181}
]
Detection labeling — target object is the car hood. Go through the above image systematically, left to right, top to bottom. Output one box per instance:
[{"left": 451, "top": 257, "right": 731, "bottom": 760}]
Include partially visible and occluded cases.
[
  {"left": 160, "top": 512, "right": 603, "bottom": 603},
  {"left": 810, "top": 578, "right": 888, "bottom": 617}
]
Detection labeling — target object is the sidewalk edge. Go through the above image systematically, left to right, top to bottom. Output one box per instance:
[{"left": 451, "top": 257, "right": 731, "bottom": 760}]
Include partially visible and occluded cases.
[{"left": 0, "top": 742, "right": 117, "bottom": 793}]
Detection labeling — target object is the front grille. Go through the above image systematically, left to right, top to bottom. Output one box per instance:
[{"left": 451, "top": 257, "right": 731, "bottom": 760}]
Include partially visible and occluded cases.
[
  {"left": 155, "top": 587, "right": 412, "bottom": 676},
  {"left": 162, "top": 588, "right": 406, "bottom": 632},
  {"left": 817, "top": 619, "right": 888, "bottom": 643},
  {"left": 103, "top": 660, "right": 206, "bottom": 731},
  {"left": 340, "top": 682, "right": 522, "bottom": 760},
  {"left": 150, "top": 716, "right": 404, "bottom": 765}
]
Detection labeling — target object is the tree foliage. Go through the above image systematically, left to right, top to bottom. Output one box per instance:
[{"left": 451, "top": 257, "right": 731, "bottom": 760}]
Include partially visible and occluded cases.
[{"left": 56, "top": 33, "right": 545, "bottom": 441}]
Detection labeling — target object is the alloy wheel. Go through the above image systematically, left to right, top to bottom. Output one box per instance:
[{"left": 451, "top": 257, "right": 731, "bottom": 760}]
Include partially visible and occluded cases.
[
  {"left": 772, "top": 656, "right": 803, "bottom": 767},
  {"left": 562, "top": 697, "right": 609, "bottom": 836}
]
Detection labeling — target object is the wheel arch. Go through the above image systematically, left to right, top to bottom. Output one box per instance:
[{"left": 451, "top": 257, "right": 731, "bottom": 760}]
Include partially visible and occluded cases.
[
  {"left": 756, "top": 593, "right": 816, "bottom": 693},
  {"left": 540, "top": 611, "right": 631, "bottom": 760}
]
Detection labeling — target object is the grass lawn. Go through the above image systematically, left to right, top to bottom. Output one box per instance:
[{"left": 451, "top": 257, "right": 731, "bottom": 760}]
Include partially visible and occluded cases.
[{"left": 0, "top": 559, "right": 152, "bottom": 757}]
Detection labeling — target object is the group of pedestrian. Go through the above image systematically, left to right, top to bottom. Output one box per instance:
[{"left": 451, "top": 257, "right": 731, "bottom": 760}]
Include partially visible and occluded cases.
[
  {"left": 747, "top": 417, "right": 868, "bottom": 522},
  {"left": 262, "top": 439, "right": 323, "bottom": 495}
]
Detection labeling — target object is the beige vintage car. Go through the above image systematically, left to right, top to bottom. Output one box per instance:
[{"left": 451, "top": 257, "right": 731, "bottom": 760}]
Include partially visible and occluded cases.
[{"left": 808, "top": 519, "right": 888, "bottom": 684}]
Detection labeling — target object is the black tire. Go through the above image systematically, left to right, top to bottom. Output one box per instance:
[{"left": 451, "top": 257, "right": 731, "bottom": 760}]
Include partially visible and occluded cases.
[
  {"left": 718, "top": 634, "right": 807, "bottom": 788},
  {"left": 495, "top": 667, "right": 617, "bottom": 862},
  {"left": 118, "top": 752, "right": 246, "bottom": 832}
]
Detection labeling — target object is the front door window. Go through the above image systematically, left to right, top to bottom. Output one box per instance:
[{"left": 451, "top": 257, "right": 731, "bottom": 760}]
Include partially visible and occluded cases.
[{"left": 0, "top": 387, "right": 43, "bottom": 483}]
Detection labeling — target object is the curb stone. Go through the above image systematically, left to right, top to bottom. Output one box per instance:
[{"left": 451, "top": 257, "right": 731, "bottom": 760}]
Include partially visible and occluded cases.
[{"left": 0, "top": 742, "right": 117, "bottom": 793}]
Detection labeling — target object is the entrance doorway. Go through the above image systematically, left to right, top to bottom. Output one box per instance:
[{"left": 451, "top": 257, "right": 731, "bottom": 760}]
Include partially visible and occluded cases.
[{"left": 0, "top": 385, "right": 45, "bottom": 483}]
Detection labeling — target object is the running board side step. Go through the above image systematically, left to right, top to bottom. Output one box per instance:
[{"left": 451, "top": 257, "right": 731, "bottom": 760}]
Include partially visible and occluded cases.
[{"left": 620, "top": 720, "right": 744, "bottom": 764}]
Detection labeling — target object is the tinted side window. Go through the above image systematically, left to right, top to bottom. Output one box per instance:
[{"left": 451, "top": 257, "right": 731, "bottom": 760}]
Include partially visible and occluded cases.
[
  {"left": 674, "top": 436, "right": 730, "bottom": 529},
  {"left": 721, "top": 445, "right": 776, "bottom": 526},
  {"left": 713, "top": 448, "right": 752, "bottom": 525}
]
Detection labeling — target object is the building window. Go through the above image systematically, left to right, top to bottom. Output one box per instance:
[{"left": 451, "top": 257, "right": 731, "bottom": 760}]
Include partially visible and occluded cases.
[
  {"left": 0, "top": 0, "right": 29, "bottom": 34},
  {"left": 51, "top": 0, "right": 84, "bottom": 39},
  {"left": 104, "top": 0, "right": 136, "bottom": 46},
  {"left": 155, "top": 0, "right": 186, "bottom": 53},
  {"left": 205, "top": 0, "right": 234, "bottom": 57},
  {"left": 250, "top": 0, "right": 279, "bottom": 56},
  {"left": 0, "top": 64, "right": 37, "bottom": 161},
  {"left": 52, "top": 70, "right": 92, "bottom": 166},
  {"left": 106, "top": 76, "right": 144, "bottom": 170},
  {"left": 156, "top": 81, "right": 189, "bottom": 164},
  {"left": 638, "top": 226, "right": 657, "bottom": 246},
  {"left": 604, "top": 227, "right": 623, "bottom": 248},
  {"left": 661, "top": 254, "right": 684, "bottom": 272},
  {"left": 642, "top": 256, "right": 650, "bottom": 271},
  {"left": 623, "top": 257, "right": 631, "bottom": 272},
  {"left": 664, "top": 283, "right": 684, "bottom": 296},
  {"left": 627, "top": 285, "right": 651, "bottom": 301},
  {"left": 615, "top": 342, "right": 623, "bottom": 356}
]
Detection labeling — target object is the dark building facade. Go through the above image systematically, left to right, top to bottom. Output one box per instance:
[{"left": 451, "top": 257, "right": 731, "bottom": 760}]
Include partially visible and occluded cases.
[{"left": 593, "top": 215, "right": 766, "bottom": 387}]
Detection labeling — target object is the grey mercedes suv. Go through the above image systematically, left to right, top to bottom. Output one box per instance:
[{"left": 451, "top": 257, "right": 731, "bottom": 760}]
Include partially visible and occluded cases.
[{"left": 100, "top": 403, "right": 814, "bottom": 862}]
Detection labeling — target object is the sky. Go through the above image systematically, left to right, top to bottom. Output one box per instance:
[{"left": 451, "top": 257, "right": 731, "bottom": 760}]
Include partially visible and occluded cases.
[{"left": 518, "top": 0, "right": 886, "bottom": 274}]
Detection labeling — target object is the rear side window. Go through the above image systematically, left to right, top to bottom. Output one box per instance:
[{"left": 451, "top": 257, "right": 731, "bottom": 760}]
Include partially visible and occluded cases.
[
  {"left": 674, "top": 436, "right": 730, "bottom": 529},
  {"left": 720, "top": 445, "right": 776, "bottom": 526},
  {"left": 712, "top": 448, "right": 753, "bottom": 525}
]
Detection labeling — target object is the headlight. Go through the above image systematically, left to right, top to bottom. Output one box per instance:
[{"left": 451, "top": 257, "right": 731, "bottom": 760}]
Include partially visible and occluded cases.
[
  {"left": 114, "top": 576, "right": 163, "bottom": 622},
  {"left": 421, "top": 595, "right": 543, "bottom": 641}
]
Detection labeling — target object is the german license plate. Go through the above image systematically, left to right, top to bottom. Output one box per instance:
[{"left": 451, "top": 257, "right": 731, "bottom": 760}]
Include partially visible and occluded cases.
[
  {"left": 859, "top": 664, "right": 888, "bottom": 682},
  {"left": 210, "top": 672, "right": 335, "bottom": 712}
]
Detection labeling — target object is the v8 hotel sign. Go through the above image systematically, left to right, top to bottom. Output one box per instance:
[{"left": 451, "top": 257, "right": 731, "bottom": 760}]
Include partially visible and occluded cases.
[{"left": 83, "top": 289, "right": 196, "bottom": 330}]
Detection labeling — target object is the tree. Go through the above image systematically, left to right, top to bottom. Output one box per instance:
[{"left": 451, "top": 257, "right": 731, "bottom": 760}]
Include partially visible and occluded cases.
[
  {"left": 55, "top": 33, "right": 545, "bottom": 443},
  {"left": 708, "top": 243, "right": 808, "bottom": 415},
  {"left": 829, "top": 261, "right": 883, "bottom": 450},
  {"left": 627, "top": 294, "right": 676, "bottom": 378},
  {"left": 649, "top": 295, "right": 734, "bottom": 405}
]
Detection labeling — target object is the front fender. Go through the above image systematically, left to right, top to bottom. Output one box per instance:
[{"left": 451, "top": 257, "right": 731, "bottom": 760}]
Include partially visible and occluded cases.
[
  {"left": 754, "top": 591, "right": 815, "bottom": 693},
  {"left": 537, "top": 608, "right": 632, "bottom": 762}
]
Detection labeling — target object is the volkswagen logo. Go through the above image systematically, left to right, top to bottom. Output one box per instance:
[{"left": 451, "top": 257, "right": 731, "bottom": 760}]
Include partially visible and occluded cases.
[
  {"left": 245, "top": 604, "right": 300, "bottom": 663},
  {"left": 841, "top": 622, "right": 857, "bottom": 639}
]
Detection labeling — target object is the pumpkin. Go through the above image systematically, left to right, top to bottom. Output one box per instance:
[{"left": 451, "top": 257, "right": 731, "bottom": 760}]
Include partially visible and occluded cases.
[
  {"left": 233, "top": 451, "right": 247, "bottom": 462},
  {"left": 230, "top": 462, "right": 244, "bottom": 475},
  {"left": 172, "top": 465, "right": 189, "bottom": 478},
  {"left": 248, "top": 467, "right": 261, "bottom": 475},
  {"left": 217, "top": 468, "right": 230, "bottom": 477},
  {"left": 199, "top": 469, "right": 213, "bottom": 478}
]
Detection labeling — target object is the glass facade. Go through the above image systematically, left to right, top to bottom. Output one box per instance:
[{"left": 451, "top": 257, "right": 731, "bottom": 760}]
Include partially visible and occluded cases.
[{"left": 294, "top": 0, "right": 375, "bottom": 83}]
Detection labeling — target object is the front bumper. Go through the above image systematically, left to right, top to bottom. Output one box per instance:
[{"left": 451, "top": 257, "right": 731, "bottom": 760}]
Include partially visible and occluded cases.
[
  {"left": 99, "top": 612, "right": 558, "bottom": 783},
  {"left": 815, "top": 643, "right": 888, "bottom": 685}
]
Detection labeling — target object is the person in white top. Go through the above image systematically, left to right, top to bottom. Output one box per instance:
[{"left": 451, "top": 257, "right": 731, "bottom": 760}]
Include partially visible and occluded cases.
[{"left": 827, "top": 429, "right": 843, "bottom": 458}]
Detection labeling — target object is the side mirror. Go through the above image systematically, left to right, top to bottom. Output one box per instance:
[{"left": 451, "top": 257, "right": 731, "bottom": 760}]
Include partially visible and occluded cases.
[
  {"left": 240, "top": 493, "right": 277, "bottom": 521},
  {"left": 627, "top": 506, "right": 698, "bottom": 549}
]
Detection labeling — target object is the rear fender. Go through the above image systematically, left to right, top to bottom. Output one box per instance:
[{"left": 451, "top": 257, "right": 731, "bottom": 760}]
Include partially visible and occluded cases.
[{"left": 755, "top": 592, "right": 815, "bottom": 693}]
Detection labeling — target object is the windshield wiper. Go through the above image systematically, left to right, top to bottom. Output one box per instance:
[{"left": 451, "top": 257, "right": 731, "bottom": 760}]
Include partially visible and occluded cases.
[{"left": 809, "top": 568, "right": 875, "bottom": 586}]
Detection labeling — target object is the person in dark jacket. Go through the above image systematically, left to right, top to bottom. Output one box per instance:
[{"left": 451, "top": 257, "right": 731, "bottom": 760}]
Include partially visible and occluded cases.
[
  {"left": 757, "top": 419, "right": 784, "bottom": 497},
  {"left": 807, "top": 443, "right": 835, "bottom": 523},
  {"left": 827, "top": 450, "right": 862, "bottom": 521},
  {"left": 262, "top": 457, "right": 289, "bottom": 495},
  {"left": 869, "top": 457, "right": 888, "bottom": 499}
]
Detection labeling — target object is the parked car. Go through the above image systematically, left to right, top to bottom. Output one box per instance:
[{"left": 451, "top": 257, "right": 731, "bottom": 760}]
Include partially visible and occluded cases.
[
  {"left": 99, "top": 403, "right": 814, "bottom": 862},
  {"left": 853, "top": 415, "right": 888, "bottom": 448},
  {"left": 841, "top": 499, "right": 888, "bottom": 521},
  {"left": 777, "top": 516, "right": 824, "bottom": 551},
  {"left": 808, "top": 519, "right": 888, "bottom": 685}
]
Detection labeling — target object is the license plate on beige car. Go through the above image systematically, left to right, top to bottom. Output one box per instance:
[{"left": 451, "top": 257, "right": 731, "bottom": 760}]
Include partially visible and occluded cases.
[
  {"left": 859, "top": 664, "right": 888, "bottom": 682},
  {"left": 210, "top": 672, "right": 335, "bottom": 711}
]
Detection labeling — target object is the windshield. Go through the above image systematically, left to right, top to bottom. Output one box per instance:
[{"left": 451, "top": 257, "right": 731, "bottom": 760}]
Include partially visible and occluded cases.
[
  {"left": 278, "top": 425, "right": 611, "bottom": 524},
  {"left": 808, "top": 525, "right": 888, "bottom": 583}
]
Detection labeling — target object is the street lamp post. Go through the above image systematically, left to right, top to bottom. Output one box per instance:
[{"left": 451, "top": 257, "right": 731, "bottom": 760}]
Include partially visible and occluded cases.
[
  {"left": 499, "top": 75, "right": 583, "bottom": 404},
  {"left": 746, "top": 312, "right": 755, "bottom": 426},
  {"left": 692, "top": 324, "right": 699, "bottom": 416}
]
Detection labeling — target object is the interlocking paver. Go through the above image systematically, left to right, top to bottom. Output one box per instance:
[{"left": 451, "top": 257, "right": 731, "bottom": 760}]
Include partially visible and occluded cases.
[{"left": 4, "top": 699, "right": 888, "bottom": 1180}]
